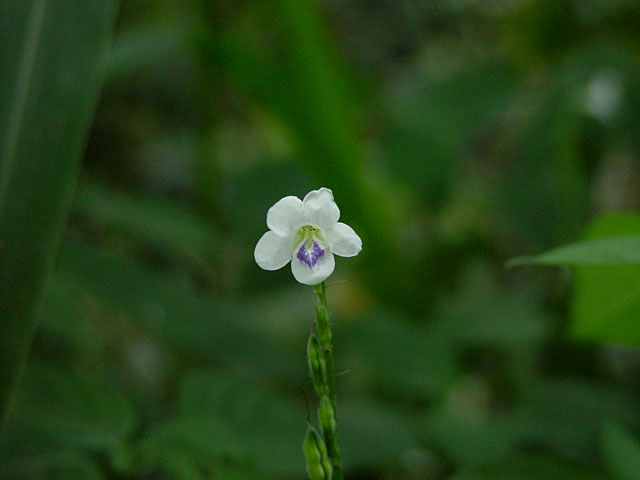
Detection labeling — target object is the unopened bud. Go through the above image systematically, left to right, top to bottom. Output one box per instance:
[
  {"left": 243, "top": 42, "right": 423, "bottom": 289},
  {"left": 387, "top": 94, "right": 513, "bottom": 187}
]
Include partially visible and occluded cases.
[
  {"left": 315, "top": 305, "right": 331, "bottom": 346},
  {"left": 307, "top": 334, "right": 329, "bottom": 396},
  {"left": 318, "top": 396, "right": 337, "bottom": 435},
  {"left": 303, "top": 426, "right": 332, "bottom": 480}
]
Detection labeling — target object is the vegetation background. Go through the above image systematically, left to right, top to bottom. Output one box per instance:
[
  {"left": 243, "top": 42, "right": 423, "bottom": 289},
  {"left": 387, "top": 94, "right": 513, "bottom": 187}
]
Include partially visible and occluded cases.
[{"left": 2, "top": 0, "right": 640, "bottom": 479}]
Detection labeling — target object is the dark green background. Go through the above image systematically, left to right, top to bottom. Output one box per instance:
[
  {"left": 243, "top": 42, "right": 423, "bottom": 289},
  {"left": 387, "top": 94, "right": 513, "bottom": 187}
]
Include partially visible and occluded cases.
[{"left": 2, "top": 0, "right": 640, "bottom": 478}]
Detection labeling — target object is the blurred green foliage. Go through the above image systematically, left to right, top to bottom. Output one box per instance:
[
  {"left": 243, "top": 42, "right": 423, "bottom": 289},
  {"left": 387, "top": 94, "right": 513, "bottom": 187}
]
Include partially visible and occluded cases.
[{"left": 2, "top": 0, "right": 640, "bottom": 479}]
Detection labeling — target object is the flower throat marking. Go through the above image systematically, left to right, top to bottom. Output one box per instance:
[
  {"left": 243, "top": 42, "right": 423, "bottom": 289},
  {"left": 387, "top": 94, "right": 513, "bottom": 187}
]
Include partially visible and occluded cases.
[{"left": 297, "top": 240, "right": 325, "bottom": 268}]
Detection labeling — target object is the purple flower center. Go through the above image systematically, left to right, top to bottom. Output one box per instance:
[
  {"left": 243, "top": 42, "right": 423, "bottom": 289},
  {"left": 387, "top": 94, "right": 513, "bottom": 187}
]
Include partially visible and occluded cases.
[{"left": 297, "top": 240, "right": 325, "bottom": 268}]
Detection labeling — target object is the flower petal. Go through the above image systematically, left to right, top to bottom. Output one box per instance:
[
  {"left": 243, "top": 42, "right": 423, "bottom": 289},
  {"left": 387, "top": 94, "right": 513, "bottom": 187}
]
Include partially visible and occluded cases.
[
  {"left": 303, "top": 188, "right": 340, "bottom": 229},
  {"left": 267, "top": 196, "right": 304, "bottom": 236},
  {"left": 327, "top": 222, "right": 362, "bottom": 257},
  {"left": 254, "top": 231, "right": 292, "bottom": 270},
  {"left": 291, "top": 245, "right": 335, "bottom": 285}
]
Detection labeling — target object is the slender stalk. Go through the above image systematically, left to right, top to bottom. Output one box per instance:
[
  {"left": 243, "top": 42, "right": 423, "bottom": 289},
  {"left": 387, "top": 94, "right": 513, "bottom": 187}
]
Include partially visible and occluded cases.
[{"left": 311, "top": 281, "right": 343, "bottom": 480}]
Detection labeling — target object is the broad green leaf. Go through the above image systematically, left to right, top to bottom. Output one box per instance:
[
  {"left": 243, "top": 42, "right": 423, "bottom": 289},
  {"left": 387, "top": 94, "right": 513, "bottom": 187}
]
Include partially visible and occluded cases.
[
  {"left": 0, "top": 0, "right": 119, "bottom": 423},
  {"left": 105, "top": 25, "right": 189, "bottom": 83},
  {"left": 384, "top": 61, "right": 518, "bottom": 206},
  {"left": 495, "top": 70, "right": 589, "bottom": 250},
  {"left": 74, "top": 181, "right": 220, "bottom": 279},
  {"left": 509, "top": 213, "right": 640, "bottom": 344},
  {"left": 570, "top": 214, "right": 640, "bottom": 343},
  {"left": 508, "top": 235, "right": 640, "bottom": 266},
  {"left": 53, "top": 239, "right": 295, "bottom": 373},
  {"left": 37, "top": 274, "right": 105, "bottom": 360},
  {"left": 434, "top": 281, "right": 549, "bottom": 346},
  {"left": 340, "top": 311, "right": 456, "bottom": 398},
  {"left": 0, "top": 363, "right": 131, "bottom": 476},
  {"left": 5, "top": 363, "right": 136, "bottom": 451},
  {"left": 178, "top": 369, "right": 416, "bottom": 476},
  {"left": 178, "top": 369, "right": 305, "bottom": 477},
  {"left": 427, "top": 377, "right": 640, "bottom": 467},
  {"left": 514, "top": 378, "right": 640, "bottom": 463},
  {"left": 339, "top": 399, "right": 415, "bottom": 470},
  {"left": 425, "top": 412, "right": 520, "bottom": 466},
  {"left": 136, "top": 418, "right": 257, "bottom": 480},
  {"left": 602, "top": 423, "right": 640, "bottom": 480},
  {"left": 0, "top": 449, "right": 104, "bottom": 480},
  {"left": 450, "top": 455, "right": 613, "bottom": 480}
]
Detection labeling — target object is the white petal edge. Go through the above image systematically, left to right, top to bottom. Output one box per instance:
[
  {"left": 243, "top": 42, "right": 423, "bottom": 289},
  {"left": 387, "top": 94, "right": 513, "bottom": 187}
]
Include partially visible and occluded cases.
[
  {"left": 302, "top": 188, "right": 340, "bottom": 230},
  {"left": 266, "top": 196, "right": 304, "bottom": 236},
  {"left": 327, "top": 222, "right": 362, "bottom": 257},
  {"left": 254, "top": 231, "right": 293, "bottom": 271},
  {"left": 291, "top": 249, "right": 335, "bottom": 285}
]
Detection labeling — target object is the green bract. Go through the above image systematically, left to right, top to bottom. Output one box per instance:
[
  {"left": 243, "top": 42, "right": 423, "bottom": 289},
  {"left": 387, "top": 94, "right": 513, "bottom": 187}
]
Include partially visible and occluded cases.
[{"left": 308, "top": 335, "right": 329, "bottom": 397}]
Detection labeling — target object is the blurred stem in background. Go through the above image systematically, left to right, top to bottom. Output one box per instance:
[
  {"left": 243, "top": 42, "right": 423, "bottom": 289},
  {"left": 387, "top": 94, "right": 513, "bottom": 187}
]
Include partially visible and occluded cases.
[
  {"left": 0, "top": 0, "right": 119, "bottom": 426},
  {"left": 196, "top": 0, "right": 426, "bottom": 310}
]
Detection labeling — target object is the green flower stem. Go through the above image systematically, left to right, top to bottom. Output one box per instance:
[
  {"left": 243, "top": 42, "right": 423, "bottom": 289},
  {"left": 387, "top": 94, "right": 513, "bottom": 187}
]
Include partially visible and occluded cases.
[{"left": 312, "top": 281, "right": 343, "bottom": 480}]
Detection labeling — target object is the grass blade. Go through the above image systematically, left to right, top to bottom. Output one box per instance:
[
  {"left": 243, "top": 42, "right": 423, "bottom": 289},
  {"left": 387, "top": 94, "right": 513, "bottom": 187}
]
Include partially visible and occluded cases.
[{"left": 0, "top": 0, "right": 119, "bottom": 425}]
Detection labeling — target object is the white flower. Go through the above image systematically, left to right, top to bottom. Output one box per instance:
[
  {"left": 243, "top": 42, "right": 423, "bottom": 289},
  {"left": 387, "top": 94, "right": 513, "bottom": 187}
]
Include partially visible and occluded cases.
[{"left": 254, "top": 188, "right": 362, "bottom": 285}]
